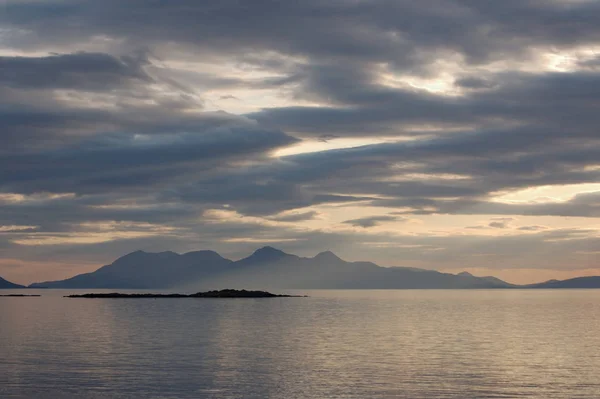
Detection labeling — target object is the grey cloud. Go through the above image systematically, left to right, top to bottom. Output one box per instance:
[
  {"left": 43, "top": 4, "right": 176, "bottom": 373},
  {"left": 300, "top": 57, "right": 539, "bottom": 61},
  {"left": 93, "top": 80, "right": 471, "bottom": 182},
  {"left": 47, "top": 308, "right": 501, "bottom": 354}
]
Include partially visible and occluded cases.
[
  {"left": 4, "top": 1, "right": 600, "bottom": 68},
  {"left": 0, "top": 52, "right": 151, "bottom": 91},
  {"left": 578, "top": 56, "right": 600, "bottom": 70},
  {"left": 151, "top": 67, "right": 303, "bottom": 93},
  {"left": 254, "top": 70, "right": 600, "bottom": 140},
  {"left": 455, "top": 77, "right": 497, "bottom": 89},
  {"left": 149, "top": 125, "right": 599, "bottom": 219},
  {"left": 0, "top": 126, "right": 297, "bottom": 194},
  {"left": 169, "top": 175, "right": 373, "bottom": 215},
  {"left": 380, "top": 191, "right": 600, "bottom": 218},
  {"left": 0, "top": 194, "right": 197, "bottom": 233},
  {"left": 268, "top": 211, "right": 320, "bottom": 223},
  {"left": 343, "top": 215, "right": 404, "bottom": 228},
  {"left": 488, "top": 218, "right": 515, "bottom": 229},
  {"left": 488, "top": 222, "right": 506, "bottom": 229},
  {"left": 518, "top": 225, "right": 549, "bottom": 232}
]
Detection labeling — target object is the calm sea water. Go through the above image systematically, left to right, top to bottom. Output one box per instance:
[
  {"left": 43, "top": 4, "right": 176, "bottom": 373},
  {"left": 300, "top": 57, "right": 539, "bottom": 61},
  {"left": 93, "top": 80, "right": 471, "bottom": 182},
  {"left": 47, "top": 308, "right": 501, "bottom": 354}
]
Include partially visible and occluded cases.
[{"left": 1, "top": 289, "right": 600, "bottom": 398}]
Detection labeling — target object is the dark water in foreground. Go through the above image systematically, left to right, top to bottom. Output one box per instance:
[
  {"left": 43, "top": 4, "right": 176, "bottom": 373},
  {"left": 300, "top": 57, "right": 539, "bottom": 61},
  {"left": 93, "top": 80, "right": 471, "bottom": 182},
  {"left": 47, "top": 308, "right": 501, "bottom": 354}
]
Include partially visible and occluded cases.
[{"left": 1, "top": 289, "right": 600, "bottom": 398}]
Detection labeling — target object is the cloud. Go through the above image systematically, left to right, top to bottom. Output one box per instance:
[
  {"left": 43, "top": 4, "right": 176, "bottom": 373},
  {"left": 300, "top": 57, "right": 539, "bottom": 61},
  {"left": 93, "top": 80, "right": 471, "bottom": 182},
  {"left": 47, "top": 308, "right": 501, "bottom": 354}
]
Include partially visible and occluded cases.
[
  {"left": 1, "top": 0, "right": 600, "bottom": 281},
  {"left": 4, "top": 1, "right": 600, "bottom": 68},
  {"left": 0, "top": 52, "right": 152, "bottom": 91},
  {"left": 454, "top": 77, "right": 497, "bottom": 90},
  {"left": 0, "top": 125, "right": 297, "bottom": 194},
  {"left": 404, "top": 191, "right": 600, "bottom": 218},
  {"left": 268, "top": 211, "right": 320, "bottom": 222},
  {"left": 343, "top": 215, "right": 406, "bottom": 228},
  {"left": 488, "top": 218, "right": 516, "bottom": 229},
  {"left": 0, "top": 225, "right": 38, "bottom": 233},
  {"left": 518, "top": 225, "right": 549, "bottom": 232}
]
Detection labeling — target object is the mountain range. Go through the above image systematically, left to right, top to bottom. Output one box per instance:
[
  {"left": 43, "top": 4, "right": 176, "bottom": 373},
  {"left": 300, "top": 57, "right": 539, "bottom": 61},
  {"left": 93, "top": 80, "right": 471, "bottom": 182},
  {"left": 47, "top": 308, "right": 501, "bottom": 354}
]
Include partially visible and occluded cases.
[{"left": 6, "top": 246, "right": 596, "bottom": 290}]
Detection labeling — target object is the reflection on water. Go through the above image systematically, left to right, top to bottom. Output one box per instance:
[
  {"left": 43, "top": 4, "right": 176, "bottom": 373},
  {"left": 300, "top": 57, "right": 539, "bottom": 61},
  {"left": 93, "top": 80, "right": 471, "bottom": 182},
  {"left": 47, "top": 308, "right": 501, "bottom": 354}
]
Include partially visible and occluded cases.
[{"left": 1, "top": 289, "right": 600, "bottom": 398}]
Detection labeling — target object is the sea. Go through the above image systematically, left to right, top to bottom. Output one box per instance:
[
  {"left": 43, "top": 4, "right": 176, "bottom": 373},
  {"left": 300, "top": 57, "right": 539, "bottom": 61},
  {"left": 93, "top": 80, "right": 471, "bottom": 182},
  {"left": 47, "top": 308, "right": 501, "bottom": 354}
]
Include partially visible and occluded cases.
[{"left": 1, "top": 289, "right": 600, "bottom": 398}]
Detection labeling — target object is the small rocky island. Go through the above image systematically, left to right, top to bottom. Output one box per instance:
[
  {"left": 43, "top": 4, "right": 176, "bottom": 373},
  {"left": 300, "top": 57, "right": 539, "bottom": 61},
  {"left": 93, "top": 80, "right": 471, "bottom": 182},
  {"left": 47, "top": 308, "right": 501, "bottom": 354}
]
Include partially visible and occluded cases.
[
  {"left": 65, "top": 289, "right": 304, "bottom": 298},
  {"left": 0, "top": 294, "right": 41, "bottom": 297}
]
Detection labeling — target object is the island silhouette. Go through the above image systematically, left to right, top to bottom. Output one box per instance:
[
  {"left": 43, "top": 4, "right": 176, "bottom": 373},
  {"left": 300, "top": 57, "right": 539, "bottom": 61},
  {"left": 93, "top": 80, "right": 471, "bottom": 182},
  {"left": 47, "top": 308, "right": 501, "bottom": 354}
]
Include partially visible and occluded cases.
[
  {"left": 0, "top": 247, "right": 597, "bottom": 290},
  {"left": 65, "top": 289, "right": 303, "bottom": 298}
]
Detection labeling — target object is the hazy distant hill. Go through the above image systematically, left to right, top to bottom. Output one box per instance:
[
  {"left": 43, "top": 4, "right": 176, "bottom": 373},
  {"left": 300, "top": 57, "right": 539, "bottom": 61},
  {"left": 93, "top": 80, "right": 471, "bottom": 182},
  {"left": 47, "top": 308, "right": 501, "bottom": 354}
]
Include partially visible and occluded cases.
[
  {"left": 30, "top": 246, "right": 516, "bottom": 289},
  {"left": 194, "top": 247, "right": 517, "bottom": 290},
  {"left": 0, "top": 276, "right": 25, "bottom": 289},
  {"left": 526, "top": 276, "right": 600, "bottom": 289}
]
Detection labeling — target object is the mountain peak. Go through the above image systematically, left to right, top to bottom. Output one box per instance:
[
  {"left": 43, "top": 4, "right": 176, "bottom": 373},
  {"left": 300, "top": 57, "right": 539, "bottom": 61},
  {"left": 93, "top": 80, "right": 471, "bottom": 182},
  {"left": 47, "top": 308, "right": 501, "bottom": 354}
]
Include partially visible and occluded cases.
[
  {"left": 238, "top": 246, "right": 293, "bottom": 264},
  {"left": 253, "top": 246, "right": 287, "bottom": 257},
  {"left": 184, "top": 249, "right": 223, "bottom": 257},
  {"left": 313, "top": 251, "right": 342, "bottom": 262},
  {"left": 458, "top": 271, "right": 474, "bottom": 277}
]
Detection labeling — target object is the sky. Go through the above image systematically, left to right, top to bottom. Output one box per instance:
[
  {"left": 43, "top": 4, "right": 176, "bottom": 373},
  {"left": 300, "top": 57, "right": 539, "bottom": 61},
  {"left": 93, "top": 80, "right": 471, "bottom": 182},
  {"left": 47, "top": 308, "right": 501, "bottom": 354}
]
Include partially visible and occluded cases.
[{"left": 0, "top": 0, "right": 599, "bottom": 285}]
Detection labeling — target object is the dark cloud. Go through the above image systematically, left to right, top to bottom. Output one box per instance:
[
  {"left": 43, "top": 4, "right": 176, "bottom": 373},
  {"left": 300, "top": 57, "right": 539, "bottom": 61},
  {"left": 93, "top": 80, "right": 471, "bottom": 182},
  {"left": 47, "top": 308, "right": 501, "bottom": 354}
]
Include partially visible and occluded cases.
[
  {"left": 4, "top": 0, "right": 600, "bottom": 67},
  {"left": 0, "top": 52, "right": 151, "bottom": 91},
  {"left": 578, "top": 55, "right": 600, "bottom": 70},
  {"left": 253, "top": 70, "right": 600, "bottom": 140},
  {"left": 454, "top": 77, "right": 497, "bottom": 90},
  {"left": 0, "top": 126, "right": 297, "bottom": 194},
  {"left": 168, "top": 176, "right": 374, "bottom": 215},
  {"left": 0, "top": 193, "right": 197, "bottom": 235},
  {"left": 488, "top": 218, "right": 515, "bottom": 229}
]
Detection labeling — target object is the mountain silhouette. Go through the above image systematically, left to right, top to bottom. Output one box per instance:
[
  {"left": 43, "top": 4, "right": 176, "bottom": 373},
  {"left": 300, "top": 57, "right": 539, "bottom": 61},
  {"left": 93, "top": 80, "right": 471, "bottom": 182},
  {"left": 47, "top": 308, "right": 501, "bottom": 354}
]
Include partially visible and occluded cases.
[
  {"left": 236, "top": 246, "right": 297, "bottom": 266},
  {"left": 27, "top": 247, "right": 600, "bottom": 290},
  {"left": 29, "top": 247, "right": 510, "bottom": 289},
  {"left": 30, "top": 250, "right": 232, "bottom": 289},
  {"left": 313, "top": 251, "right": 342, "bottom": 262},
  {"left": 0, "top": 276, "right": 25, "bottom": 289},
  {"left": 526, "top": 276, "right": 600, "bottom": 289}
]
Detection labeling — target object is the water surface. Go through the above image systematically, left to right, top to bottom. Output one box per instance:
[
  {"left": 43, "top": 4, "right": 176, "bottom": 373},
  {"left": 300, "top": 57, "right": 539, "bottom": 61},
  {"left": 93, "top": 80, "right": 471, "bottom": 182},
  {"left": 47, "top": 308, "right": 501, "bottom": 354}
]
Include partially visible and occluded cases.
[{"left": 1, "top": 289, "right": 599, "bottom": 398}]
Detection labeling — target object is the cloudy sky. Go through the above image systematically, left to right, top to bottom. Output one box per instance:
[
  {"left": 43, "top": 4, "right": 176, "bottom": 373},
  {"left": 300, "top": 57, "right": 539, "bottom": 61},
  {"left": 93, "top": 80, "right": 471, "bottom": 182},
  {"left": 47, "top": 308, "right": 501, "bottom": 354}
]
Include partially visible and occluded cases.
[{"left": 1, "top": 0, "right": 599, "bottom": 285}]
